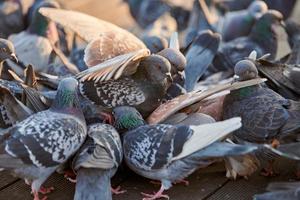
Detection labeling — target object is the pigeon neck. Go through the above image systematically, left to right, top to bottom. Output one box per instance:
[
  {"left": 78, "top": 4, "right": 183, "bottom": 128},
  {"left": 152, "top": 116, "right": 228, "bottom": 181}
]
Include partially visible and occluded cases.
[
  {"left": 28, "top": 12, "right": 51, "bottom": 37},
  {"left": 250, "top": 21, "right": 277, "bottom": 45},
  {"left": 232, "top": 85, "right": 260, "bottom": 98},
  {"left": 51, "top": 89, "right": 81, "bottom": 114},
  {"left": 115, "top": 113, "right": 146, "bottom": 132}
]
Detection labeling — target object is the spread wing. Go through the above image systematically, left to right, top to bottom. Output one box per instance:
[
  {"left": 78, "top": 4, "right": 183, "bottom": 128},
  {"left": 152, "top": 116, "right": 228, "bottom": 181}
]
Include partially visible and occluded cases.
[{"left": 39, "top": 8, "right": 146, "bottom": 66}]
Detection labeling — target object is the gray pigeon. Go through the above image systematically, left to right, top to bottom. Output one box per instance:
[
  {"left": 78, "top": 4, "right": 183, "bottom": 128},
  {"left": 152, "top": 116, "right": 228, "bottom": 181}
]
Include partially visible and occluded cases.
[
  {"left": 0, "top": 0, "right": 25, "bottom": 38},
  {"left": 8, "top": 0, "right": 61, "bottom": 75},
  {"left": 211, "top": 10, "right": 283, "bottom": 74},
  {"left": 285, "top": 19, "right": 300, "bottom": 64},
  {"left": 184, "top": 30, "right": 221, "bottom": 92},
  {"left": 0, "top": 38, "right": 18, "bottom": 78},
  {"left": 223, "top": 59, "right": 300, "bottom": 176},
  {"left": 0, "top": 77, "right": 87, "bottom": 200},
  {"left": 112, "top": 106, "right": 261, "bottom": 200},
  {"left": 73, "top": 123, "right": 123, "bottom": 200}
]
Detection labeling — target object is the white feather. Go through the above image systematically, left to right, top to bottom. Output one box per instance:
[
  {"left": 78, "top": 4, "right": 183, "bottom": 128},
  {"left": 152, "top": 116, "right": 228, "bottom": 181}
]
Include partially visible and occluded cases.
[{"left": 172, "top": 117, "right": 242, "bottom": 161}]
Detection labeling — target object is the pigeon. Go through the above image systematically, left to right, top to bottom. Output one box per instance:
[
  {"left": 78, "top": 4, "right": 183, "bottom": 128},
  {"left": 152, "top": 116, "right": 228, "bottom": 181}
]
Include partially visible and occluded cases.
[
  {"left": 0, "top": 0, "right": 25, "bottom": 39},
  {"left": 8, "top": 0, "right": 61, "bottom": 76},
  {"left": 200, "top": 0, "right": 269, "bottom": 42},
  {"left": 217, "top": 0, "right": 297, "bottom": 19},
  {"left": 211, "top": 10, "right": 284, "bottom": 74},
  {"left": 184, "top": 30, "right": 221, "bottom": 92},
  {"left": 0, "top": 38, "right": 18, "bottom": 78},
  {"left": 76, "top": 49, "right": 173, "bottom": 117},
  {"left": 223, "top": 59, "right": 300, "bottom": 176},
  {"left": 223, "top": 59, "right": 300, "bottom": 143},
  {"left": 0, "top": 77, "right": 87, "bottom": 200},
  {"left": 112, "top": 106, "right": 260, "bottom": 200},
  {"left": 73, "top": 123, "right": 123, "bottom": 200},
  {"left": 254, "top": 181, "right": 300, "bottom": 200}
]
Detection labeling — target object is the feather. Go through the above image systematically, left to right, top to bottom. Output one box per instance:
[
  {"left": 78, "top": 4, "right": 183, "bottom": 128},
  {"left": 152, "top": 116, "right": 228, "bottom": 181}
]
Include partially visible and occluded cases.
[{"left": 172, "top": 117, "right": 242, "bottom": 160}]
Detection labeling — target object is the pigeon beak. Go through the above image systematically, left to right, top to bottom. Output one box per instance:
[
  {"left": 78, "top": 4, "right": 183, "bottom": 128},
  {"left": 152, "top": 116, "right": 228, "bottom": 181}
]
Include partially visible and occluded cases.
[
  {"left": 10, "top": 53, "right": 18, "bottom": 63},
  {"left": 166, "top": 72, "right": 173, "bottom": 82},
  {"left": 232, "top": 75, "right": 240, "bottom": 84}
]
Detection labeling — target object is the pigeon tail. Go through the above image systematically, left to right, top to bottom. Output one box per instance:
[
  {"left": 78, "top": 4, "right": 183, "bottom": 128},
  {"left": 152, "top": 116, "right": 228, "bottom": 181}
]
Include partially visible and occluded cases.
[{"left": 74, "top": 168, "right": 112, "bottom": 200}]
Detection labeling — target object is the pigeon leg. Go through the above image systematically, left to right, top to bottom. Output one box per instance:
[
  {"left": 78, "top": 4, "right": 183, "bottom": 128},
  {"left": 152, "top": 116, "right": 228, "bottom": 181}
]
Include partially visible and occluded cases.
[
  {"left": 141, "top": 185, "right": 169, "bottom": 200},
  {"left": 111, "top": 186, "right": 127, "bottom": 195},
  {"left": 32, "top": 190, "right": 48, "bottom": 200}
]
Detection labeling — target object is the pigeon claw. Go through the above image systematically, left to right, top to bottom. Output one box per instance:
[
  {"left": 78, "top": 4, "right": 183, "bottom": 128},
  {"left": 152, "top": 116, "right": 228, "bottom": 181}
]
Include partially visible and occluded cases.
[
  {"left": 141, "top": 185, "right": 169, "bottom": 200},
  {"left": 39, "top": 186, "right": 54, "bottom": 195},
  {"left": 111, "top": 186, "right": 127, "bottom": 195}
]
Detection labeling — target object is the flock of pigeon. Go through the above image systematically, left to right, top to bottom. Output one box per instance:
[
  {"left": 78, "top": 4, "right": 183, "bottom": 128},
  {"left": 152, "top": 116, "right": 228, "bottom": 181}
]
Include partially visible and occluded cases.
[{"left": 0, "top": 0, "right": 299, "bottom": 200}]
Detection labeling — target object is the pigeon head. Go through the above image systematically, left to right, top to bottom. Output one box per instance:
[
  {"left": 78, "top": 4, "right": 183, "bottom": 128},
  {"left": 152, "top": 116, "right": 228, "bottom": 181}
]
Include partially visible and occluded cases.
[
  {"left": 28, "top": 0, "right": 60, "bottom": 37},
  {"left": 248, "top": 0, "right": 268, "bottom": 19},
  {"left": 250, "top": 10, "right": 283, "bottom": 40},
  {"left": 0, "top": 39, "right": 17, "bottom": 63},
  {"left": 158, "top": 48, "right": 187, "bottom": 73},
  {"left": 141, "top": 54, "right": 173, "bottom": 88},
  {"left": 234, "top": 60, "right": 258, "bottom": 81},
  {"left": 51, "top": 77, "right": 81, "bottom": 111},
  {"left": 112, "top": 106, "right": 146, "bottom": 132}
]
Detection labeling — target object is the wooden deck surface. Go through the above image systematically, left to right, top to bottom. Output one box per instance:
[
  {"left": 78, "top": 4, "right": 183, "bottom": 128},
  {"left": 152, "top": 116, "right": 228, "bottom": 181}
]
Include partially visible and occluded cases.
[{"left": 1, "top": 0, "right": 300, "bottom": 199}]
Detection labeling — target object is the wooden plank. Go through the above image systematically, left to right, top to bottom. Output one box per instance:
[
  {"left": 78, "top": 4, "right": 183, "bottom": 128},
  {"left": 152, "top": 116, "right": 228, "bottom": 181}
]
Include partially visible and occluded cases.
[
  {"left": 207, "top": 160, "right": 298, "bottom": 200},
  {"left": 114, "top": 163, "right": 229, "bottom": 200},
  {"left": 0, "top": 171, "right": 19, "bottom": 190},
  {"left": 0, "top": 173, "right": 75, "bottom": 200}
]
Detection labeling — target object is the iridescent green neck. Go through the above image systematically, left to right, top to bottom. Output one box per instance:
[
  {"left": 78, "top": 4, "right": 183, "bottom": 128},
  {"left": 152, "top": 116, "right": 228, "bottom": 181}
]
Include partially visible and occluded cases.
[
  {"left": 28, "top": 12, "right": 49, "bottom": 37},
  {"left": 250, "top": 20, "right": 274, "bottom": 42},
  {"left": 233, "top": 85, "right": 258, "bottom": 98},
  {"left": 51, "top": 89, "right": 80, "bottom": 111},
  {"left": 115, "top": 114, "right": 145, "bottom": 131}
]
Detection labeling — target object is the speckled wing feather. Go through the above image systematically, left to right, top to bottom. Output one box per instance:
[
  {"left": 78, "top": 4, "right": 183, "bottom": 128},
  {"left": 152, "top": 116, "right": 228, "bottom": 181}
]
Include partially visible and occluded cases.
[
  {"left": 39, "top": 8, "right": 146, "bottom": 66},
  {"left": 76, "top": 49, "right": 150, "bottom": 82},
  {"left": 79, "top": 77, "right": 146, "bottom": 108},
  {"left": 147, "top": 78, "right": 266, "bottom": 124},
  {"left": 0, "top": 86, "right": 33, "bottom": 128},
  {"left": 1, "top": 111, "right": 86, "bottom": 168},
  {"left": 73, "top": 124, "right": 122, "bottom": 170},
  {"left": 124, "top": 124, "right": 192, "bottom": 171}
]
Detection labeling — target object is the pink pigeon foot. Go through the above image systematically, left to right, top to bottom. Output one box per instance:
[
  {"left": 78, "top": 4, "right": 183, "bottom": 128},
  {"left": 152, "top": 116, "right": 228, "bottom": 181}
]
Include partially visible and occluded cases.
[
  {"left": 141, "top": 185, "right": 169, "bottom": 200},
  {"left": 39, "top": 186, "right": 54, "bottom": 195},
  {"left": 111, "top": 186, "right": 127, "bottom": 195}
]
